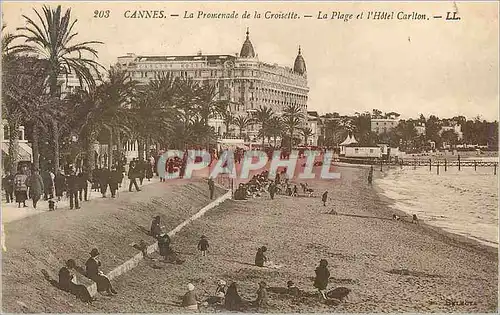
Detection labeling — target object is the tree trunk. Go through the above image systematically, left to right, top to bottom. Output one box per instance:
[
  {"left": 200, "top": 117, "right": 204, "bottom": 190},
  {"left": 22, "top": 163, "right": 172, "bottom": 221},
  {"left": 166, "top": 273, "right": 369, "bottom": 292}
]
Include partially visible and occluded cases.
[
  {"left": 52, "top": 119, "right": 60, "bottom": 173},
  {"left": 8, "top": 120, "right": 20, "bottom": 174},
  {"left": 32, "top": 121, "right": 40, "bottom": 170},
  {"left": 107, "top": 128, "right": 113, "bottom": 169},
  {"left": 83, "top": 129, "right": 96, "bottom": 176},
  {"left": 116, "top": 129, "right": 122, "bottom": 169},
  {"left": 289, "top": 130, "right": 293, "bottom": 152},
  {"left": 145, "top": 136, "right": 151, "bottom": 159},
  {"left": 138, "top": 140, "right": 145, "bottom": 161}
]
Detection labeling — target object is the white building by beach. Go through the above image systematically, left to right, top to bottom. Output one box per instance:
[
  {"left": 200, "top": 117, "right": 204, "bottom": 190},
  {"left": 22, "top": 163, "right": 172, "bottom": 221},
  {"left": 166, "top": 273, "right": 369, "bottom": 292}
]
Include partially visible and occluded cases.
[{"left": 371, "top": 118, "right": 400, "bottom": 134}]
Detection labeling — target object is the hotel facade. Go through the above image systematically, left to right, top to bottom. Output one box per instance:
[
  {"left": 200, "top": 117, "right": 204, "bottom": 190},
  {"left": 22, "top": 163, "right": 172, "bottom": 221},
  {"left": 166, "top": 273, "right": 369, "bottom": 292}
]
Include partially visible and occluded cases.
[{"left": 116, "top": 29, "right": 309, "bottom": 139}]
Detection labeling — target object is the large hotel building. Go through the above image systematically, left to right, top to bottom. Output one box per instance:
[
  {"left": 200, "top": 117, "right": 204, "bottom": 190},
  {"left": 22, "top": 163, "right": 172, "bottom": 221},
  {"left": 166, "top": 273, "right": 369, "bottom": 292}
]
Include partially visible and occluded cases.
[{"left": 116, "top": 29, "right": 309, "bottom": 138}]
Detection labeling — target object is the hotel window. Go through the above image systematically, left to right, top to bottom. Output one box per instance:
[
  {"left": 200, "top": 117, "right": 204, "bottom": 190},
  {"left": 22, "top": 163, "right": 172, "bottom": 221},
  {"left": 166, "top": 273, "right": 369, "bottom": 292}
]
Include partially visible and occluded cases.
[
  {"left": 355, "top": 148, "right": 359, "bottom": 153},
  {"left": 370, "top": 149, "right": 374, "bottom": 153}
]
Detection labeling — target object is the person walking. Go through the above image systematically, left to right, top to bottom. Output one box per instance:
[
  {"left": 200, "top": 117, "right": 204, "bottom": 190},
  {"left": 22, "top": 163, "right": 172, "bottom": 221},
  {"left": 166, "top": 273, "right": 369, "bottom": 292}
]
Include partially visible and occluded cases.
[
  {"left": 128, "top": 159, "right": 140, "bottom": 192},
  {"left": 137, "top": 159, "right": 146, "bottom": 185},
  {"left": 109, "top": 166, "right": 121, "bottom": 198},
  {"left": 99, "top": 167, "right": 110, "bottom": 198},
  {"left": 26, "top": 168, "right": 44, "bottom": 209},
  {"left": 41, "top": 169, "right": 54, "bottom": 201},
  {"left": 14, "top": 170, "right": 28, "bottom": 208},
  {"left": 54, "top": 170, "right": 66, "bottom": 201},
  {"left": 66, "top": 170, "right": 80, "bottom": 210},
  {"left": 2, "top": 171, "right": 14, "bottom": 203},
  {"left": 78, "top": 171, "right": 89, "bottom": 201},
  {"left": 208, "top": 177, "right": 215, "bottom": 199},
  {"left": 268, "top": 182, "right": 276, "bottom": 200},
  {"left": 322, "top": 191, "right": 328, "bottom": 206},
  {"left": 197, "top": 235, "right": 210, "bottom": 256},
  {"left": 314, "top": 259, "right": 330, "bottom": 299}
]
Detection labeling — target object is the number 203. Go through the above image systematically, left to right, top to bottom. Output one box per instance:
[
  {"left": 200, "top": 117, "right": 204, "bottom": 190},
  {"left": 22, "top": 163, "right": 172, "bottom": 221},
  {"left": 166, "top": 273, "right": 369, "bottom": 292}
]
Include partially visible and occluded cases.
[{"left": 94, "top": 10, "right": 110, "bottom": 18}]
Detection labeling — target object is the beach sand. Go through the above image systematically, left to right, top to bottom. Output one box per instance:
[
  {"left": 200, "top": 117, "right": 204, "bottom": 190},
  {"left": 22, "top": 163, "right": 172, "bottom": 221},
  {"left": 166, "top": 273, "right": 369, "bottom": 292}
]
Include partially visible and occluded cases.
[
  {"left": 49, "top": 165, "right": 497, "bottom": 313},
  {"left": 2, "top": 166, "right": 497, "bottom": 312}
]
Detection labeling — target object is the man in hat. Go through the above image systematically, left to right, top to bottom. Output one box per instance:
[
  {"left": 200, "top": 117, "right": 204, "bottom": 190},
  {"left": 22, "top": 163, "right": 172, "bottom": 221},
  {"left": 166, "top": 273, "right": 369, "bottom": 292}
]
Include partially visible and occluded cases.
[
  {"left": 109, "top": 166, "right": 122, "bottom": 198},
  {"left": 66, "top": 169, "right": 80, "bottom": 210}
]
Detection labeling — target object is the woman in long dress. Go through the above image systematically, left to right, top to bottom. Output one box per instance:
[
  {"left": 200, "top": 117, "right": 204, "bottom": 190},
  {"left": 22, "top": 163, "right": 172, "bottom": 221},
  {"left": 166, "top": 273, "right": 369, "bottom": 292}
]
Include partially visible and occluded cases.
[{"left": 85, "top": 248, "right": 117, "bottom": 295}]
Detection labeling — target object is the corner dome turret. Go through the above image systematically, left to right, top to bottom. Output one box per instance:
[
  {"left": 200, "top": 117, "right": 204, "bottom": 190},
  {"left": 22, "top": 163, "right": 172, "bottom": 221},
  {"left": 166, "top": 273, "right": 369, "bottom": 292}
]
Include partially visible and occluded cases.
[
  {"left": 240, "top": 28, "right": 256, "bottom": 58},
  {"left": 293, "top": 46, "right": 306, "bottom": 75}
]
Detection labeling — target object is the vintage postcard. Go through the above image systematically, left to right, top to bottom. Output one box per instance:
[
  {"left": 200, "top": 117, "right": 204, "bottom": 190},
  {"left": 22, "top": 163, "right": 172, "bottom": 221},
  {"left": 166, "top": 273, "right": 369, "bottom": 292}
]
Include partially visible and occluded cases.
[{"left": 1, "top": 0, "right": 498, "bottom": 313}]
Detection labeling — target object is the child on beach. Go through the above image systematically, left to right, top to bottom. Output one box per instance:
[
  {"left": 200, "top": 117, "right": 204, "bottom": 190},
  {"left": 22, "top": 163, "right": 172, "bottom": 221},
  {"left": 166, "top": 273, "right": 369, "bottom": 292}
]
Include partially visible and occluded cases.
[
  {"left": 322, "top": 191, "right": 328, "bottom": 206},
  {"left": 198, "top": 235, "right": 209, "bottom": 256},
  {"left": 314, "top": 259, "right": 330, "bottom": 299}
]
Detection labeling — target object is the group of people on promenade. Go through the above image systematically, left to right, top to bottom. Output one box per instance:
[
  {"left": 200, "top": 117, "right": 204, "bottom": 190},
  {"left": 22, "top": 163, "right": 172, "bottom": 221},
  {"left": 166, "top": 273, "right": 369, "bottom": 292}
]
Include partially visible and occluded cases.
[{"left": 1, "top": 157, "right": 156, "bottom": 211}]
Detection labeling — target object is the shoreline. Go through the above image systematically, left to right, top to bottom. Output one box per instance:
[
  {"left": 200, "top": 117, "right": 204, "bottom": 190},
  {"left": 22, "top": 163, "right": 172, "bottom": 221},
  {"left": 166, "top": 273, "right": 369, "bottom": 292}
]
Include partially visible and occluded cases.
[{"left": 373, "top": 167, "right": 498, "bottom": 260}]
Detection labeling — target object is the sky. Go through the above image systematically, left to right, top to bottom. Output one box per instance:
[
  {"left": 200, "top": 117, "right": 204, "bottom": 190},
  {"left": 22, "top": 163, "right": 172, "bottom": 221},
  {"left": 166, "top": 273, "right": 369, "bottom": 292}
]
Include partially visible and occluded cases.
[{"left": 2, "top": 1, "right": 499, "bottom": 121}]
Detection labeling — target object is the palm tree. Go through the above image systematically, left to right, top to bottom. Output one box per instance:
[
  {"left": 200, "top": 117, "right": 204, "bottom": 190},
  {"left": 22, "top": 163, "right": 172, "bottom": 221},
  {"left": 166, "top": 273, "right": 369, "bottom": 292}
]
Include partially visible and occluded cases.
[
  {"left": 12, "top": 5, "right": 103, "bottom": 172},
  {"left": 99, "top": 66, "right": 136, "bottom": 166},
  {"left": 132, "top": 73, "right": 177, "bottom": 158},
  {"left": 283, "top": 104, "right": 304, "bottom": 151},
  {"left": 253, "top": 106, "right": 274, "bottom": 147},
  {"left": 234, "top": 115, "right": 251, "bottom": 138},
  {"left": 265, "top": 116, "right": 284, "bottom": 148},
  {"left": 300, "top": 127, "right": 313, "bottom": 145}
]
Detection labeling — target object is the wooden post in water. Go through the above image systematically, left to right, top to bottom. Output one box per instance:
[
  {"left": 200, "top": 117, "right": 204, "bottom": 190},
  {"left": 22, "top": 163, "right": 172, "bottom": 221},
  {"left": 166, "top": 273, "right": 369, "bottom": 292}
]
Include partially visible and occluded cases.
[
  {"left": 458, "top": 155, "right": 461, "bottom": 171},
  {"left": 380, "top": 159, "right": 383, "bottom": 171},
  {"left": 429, "top": 159, "right": 432, "bottom": 172},
  {"left": 445, "top": 159, "right": 447, "bottom": 172},
  {"left": 474, "top": 160, "right": 477, "bottom": 171},
  {"left": 437, "top": 161, "right": 439, "bottom": 175},
  {"left": 494, "top": 164, "right": 497, "bottom": 175}
]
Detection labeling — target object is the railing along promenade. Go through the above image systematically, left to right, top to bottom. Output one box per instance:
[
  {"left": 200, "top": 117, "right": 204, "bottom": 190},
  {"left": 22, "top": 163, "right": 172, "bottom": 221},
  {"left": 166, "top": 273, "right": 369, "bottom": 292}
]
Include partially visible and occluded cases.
[{"left": 333, "top": 156, "right": 498, "bottom": 175}]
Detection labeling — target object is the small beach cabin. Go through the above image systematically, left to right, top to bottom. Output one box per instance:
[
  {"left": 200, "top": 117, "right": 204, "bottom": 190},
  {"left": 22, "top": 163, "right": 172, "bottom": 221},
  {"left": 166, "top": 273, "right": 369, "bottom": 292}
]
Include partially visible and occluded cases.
[
  {"left": 339, "top": 134, "right": 358, "bottom": 156},
  {"left": 345, "top": 145, "right": 383, "bottom": 159}
]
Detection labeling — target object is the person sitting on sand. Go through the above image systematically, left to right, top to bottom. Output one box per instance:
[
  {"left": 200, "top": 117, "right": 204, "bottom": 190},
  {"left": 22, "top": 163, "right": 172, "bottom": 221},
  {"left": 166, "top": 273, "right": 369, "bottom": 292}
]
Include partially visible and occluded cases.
[
  {"left": 293, "top": 185, "right": 298, "bottom": 196},
  {"left": 322, "top": 191, "right": 328, "bottom": 206},
  {"left": 150, "top": 215, "right": 163, "bottom": 238},
  {"left": 157, "top": 233, "right": 171, "bottom": 259},
  {"left": 255, "top": 246, "right": 268, "bottom": 267},
  {"left": 85, "top": 248, "right": 117, "bottom": 295},
  {"left": 59, "top": 259, "right": 93, "bottom": 302},
  {"left": 314, "top": 259, "right": 330, "bottom": 299},
  {"left": 215, "top": 279, "right": 227, "bottom": 298},
  {"left": 287, "top": 280, "right": 302, "bottom": 296},
  {"left": 254, "top": 281, "right": 269, "bottom": 308},
  {"left": 225, "top": 282, "right": 244, "bottom": 311},
  {"left": 182, "top": 283, "right": 199, "bottom": 310}
]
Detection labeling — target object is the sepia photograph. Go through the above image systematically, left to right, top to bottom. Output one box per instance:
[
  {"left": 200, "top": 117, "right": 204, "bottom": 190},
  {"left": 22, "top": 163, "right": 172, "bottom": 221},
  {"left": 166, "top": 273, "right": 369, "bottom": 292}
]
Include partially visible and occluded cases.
[{"left": 0, "top": 1, "right": 498, "bottom": 313}]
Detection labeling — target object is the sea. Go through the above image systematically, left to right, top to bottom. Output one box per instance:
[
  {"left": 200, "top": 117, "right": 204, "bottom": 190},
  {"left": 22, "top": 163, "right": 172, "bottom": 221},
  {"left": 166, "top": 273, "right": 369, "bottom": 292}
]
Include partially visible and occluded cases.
[{"left": 376, "top": 156, "right": 499, "bottom": 248}]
